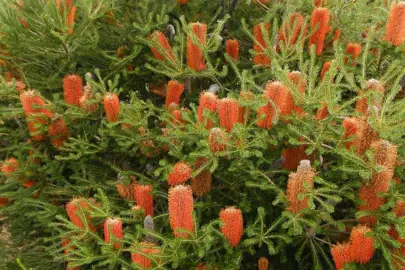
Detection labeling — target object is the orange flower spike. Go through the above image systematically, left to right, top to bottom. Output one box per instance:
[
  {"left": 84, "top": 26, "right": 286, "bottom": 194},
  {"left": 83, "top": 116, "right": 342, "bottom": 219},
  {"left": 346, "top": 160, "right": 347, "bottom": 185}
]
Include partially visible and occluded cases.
[
  {"left": 384, "top": 3, "right": 405, "bottom": 46},
  {"left": 67, "top": 6, "right": 76, "bottom": 35},
  {"left": 309, "top": 8, "right": 331, "bottom": 56},
  {"left": 278, "top": 13, "right": 306, "bottom": 49},
  {"left": 187, "top": 23, "right": 207, "bottom": 71},
  {"left": 253, "top": 23, "right": 271, "bottom": 65},
  {"left": 333, "top": 29, "right": 341, "bottom": 42},
  {"left": 149, "top": 31, "right": 176, "bottom": 62},
  {"left": 226, "top": 39, "right": 239, "bottom": 61},
  {"left": 344, "top": 43, "right": 362, "bottom": 66},
  {"left": 320, "top": 61, "right": 332, "bottom": 81},
  {"left": 63, "top": 74, "right": 83, "bottom": 106},
  {"left": 355, "top": 79, "right": 385, "bottom": 116},
  {"left": 165, "top": 80, "right": 185, "bottom": 108},
  {"left": 257, "top": 81, "right": 289, "bottom": 128},
  {"left": 198, "top": 91, "right": 218, "bottom": 129},
  {"left": 103, "top": 93, "right": 120, "bottom": 123},
  {"left": 217, "top": 98, "right": 242, "bottom": 132},
  {"left": 315, "top": 102, "right": 329, "bottom": 120},
  {"left": 48, "top": 117, "right": 70, "bottom": 148},
  {"left": 342, "top": 118, "right": 359, "bottom": 150},
  {"left": 208, "top": 127, "right": 228, "bottom": 153},
  {"left": 282, "top": 145, "right": 309, "bottom": 170},
  {"left": 1, "top": 158, "right": 19, "bottom": 177},
  {"left": 191, "top": 158, "right": 212, "bottom": 197},
  {"left": 167, "top": 162, "right": 192, "bottom": 186},
  {"left": 134, "top": 184, "right": 154, "bottom": 217},
  {"left": 168, "top": 185, "right": 194, "bottom": 238},
  {"left": 66, "top": 198, "right": 96, "bottom": 231},
  {"left": 219, "top": 206, "right": 243, "bottom": 247},
  {"left": 104, "top": 218, "right": 123, "bottom": 250},
  {"left": 349, "top": 225, "right": 375, "bottom": 264},
  {"left": 131, "top": 241, "right": 160, "bottom": 268},
  {"left": 331, "top": 243, "right": 352, "bottom": 270},
  {"left": 258, "top": 257, "right": 269, "bottom": 270}
]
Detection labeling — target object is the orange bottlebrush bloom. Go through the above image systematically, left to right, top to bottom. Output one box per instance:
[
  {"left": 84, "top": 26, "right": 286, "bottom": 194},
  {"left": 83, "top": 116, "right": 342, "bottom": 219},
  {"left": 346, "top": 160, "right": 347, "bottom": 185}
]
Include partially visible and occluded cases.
[
  {"left": 384, "top": 3, "right": 405, "bottom": 46},
  {"left": 67, "top": 6, "right": 76, "bottom": 35},
  {"left": 309, "top": 8, "right": 331, "bottom": 56},
  {"left": 278, "top": 13, "right": 306, "bottom": 50},
  {"left": 187, "top": 23, "right": 207, "bottom": 71},
  {"left": 253, "top": 23, "right": 271, "bottom": 65},
  {"left": 333, "top": 29, "right": 341, "bottom": 42},
  {"left": 149, "top": 31, "right": 176, "bottom": 62},
  {"left": 226, "top": 39, "right": 239, "bottom": 60},
  {"left": 344, "top": 43, "right": 362, "bottom": 66},
  {"left": 320, "top": 61, "right": 332, "bottom": 81},
  {"left": 287, "top": 71, "right": 306, "bottom": 115},
  {"left": 63, "top": 74, "right": 83, "bottom": 106},
  {"left": 355, "top": 79, "right": 385, "bottom": 116},
  {"left": 165, "top": 80, "right": 185, "bottom": 108},
  {"left": 257, "top": 81, "right": 289, "bottom": 128},
  {"left": 79, "top": 86, "right": 98, "bottom": 113},
  {"left": 198, "top": 92, "right": 218, "bottom": 129},
  {"left": 103, "top": 93, "right": 120, "bottom": 123},
  {"left": 217, "top": 98, "right": 242, "bottom": 132},
  {"left": 315, "top": 102, "right": 329, "bottom": 120},
  {"left": 48, "top": 117, "right": 70, "bottom": 148},
  {"left": 344, "top": 117, "right": 376, "bottom": 156},
  {"left": 342, "top": 118, "right": 359, "bottom": 150},
  {"left": 209, "top": 127, "right": 228, "bottom": 153},
  {"left": 282, "top": 145, "right": 309, "bottom": 170},
  {"left": 1, "top": 157, "right": 19, "bottom": 177},
  {"left": 191, "top": 158, "right": 212, "bottom": 197},
  {"left": 286, "top": 160, "right": 315, "bottom": 214},
  {"left": 167, "top": 162, "right": 192, "bottom": 186},
  {"left": 116, "top": 180, "right": 137, "bottom": 201},
  {"left": 134, "top": 185, "right": 154, "bottom": 217},
  {"left": 168, "top": 185, "right": 194, "bottom": 238},
  {"left": 0, "top": 198, "right": 8, "bottom": 206},
  {"left": 66, "top": 198, "right": 96, "bottom": 231},
  {"left": 219, "top": 206, "right": 243, "bottom": 247},
  {"left": 104, "top": 218, "right": 123, "bottom": 249},
  {"left": 349, "top": 225, "right": 375, "bottom": 264},
  {"left": 131, "top": 241, "right": 160, "bottom": 269},
  {"left": 331, "top": 242, "right": 352, "bottom": 270},
  {"left": 258, "top": 257, "right": 269, "bottom": 270}
]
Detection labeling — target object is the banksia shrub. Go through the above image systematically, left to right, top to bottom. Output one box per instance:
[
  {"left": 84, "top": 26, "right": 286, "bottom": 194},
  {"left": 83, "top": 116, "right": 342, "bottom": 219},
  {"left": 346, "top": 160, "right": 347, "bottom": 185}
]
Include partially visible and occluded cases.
[
  {"left": 384, "top": 2, "right": 405, "bottom": 46},
  {"left": 309, "top": 8, "right": 331, "bottom": 55},
  {"left": 253, "top": 22, "right": 271, "bottom": 65},
  {"left": 187, "top": 23, "right": 207, "bottom": 71},
  {"left": 149, "top": 31, "right": 176, "bottom": 62},
  {"left": 226, "top": 39, "right": 239, "bottom": 60},
  {"left": 63, "top": 74, "right": 83, "bottom": 106},
  {"left": 165, "top": 80, "right": 184, "bottom": 108},
  {"left": 198, "top": 91, "right": 218, "bottom": 129},
  {"left": 103, "top": 93, "right": 120, "bottom": 123},
  {"left": 217, "top": 98, "right": 242, "bottom": 132},
  {"left": 48, "top": 116, "right": 70, "bottom": 148},
  {"left": 208, "top": 127, "right": 227, "bottom": 153},
  {"left": 1, "top": 157, "right": 19, "bottom": 177},
  {"left": 191, "top": 158, "right": 212, "bottom": 197},
  {"left": 167, "top": 162, "right": 192, "bottom": 186},
  {"left": 134, "top": 184, "right": 154, "bottom": 217},
  {"left": 168, "top": 185, "right": 194, "bottom": 238},
  {"left": 66, "top": 198, "right": 96, "bottom": 232},
  {"left": 219, "top": 206, "right": 243, "bottom": 247},
  {"left": 104, "top": 218, "right": 123, "bottom": 249},
  {"left": 349, "top": 225, "right": 375, "bottom": 264},
  {"left": 131, "top": 241, "right": 160, "bottom": 269},
  {"left": 331, "top": 243, "right": 351, "bottom": 270},
  {"left": 258, "top": 257, "right": 269, "bottom": 270}
]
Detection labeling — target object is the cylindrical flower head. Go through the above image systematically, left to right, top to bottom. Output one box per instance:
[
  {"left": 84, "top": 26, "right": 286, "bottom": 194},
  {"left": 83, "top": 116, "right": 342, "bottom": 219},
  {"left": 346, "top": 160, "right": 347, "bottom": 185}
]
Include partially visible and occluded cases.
[
  {"left": 384, "top": 3, "right": 405, "bottom": 46},
  {"left": 67, "top": 6, "right": 76, "bottom": 35},
  {"left": 309, "top": 8, "right": 331, "bottom": 55},
  {"left": 278, "top": 13, "right": 306, "bottom": 50},
  {"left": 187, "top": 23, "right": 207, "bottom": 71},
  {"left": 253, "top": 23, "right": 271, "bottom": 65},
  {"left": 149, "top": 31, "right": 176, "bottom": 62},
  {"left": 226, "top": 39, "right": 239, "bottom": 61},
  {"left": 344, "top": 43, "right": 362, "bottom": 66},
  {"left": 320, "top": 61, "right": 332, "bottom": 81},
  {"left": 63, "top": 74, "right": 83, "bottom": 106},
  {"left": 355, "top": 79, "right": 385, "bottom": 116},
  {"left": 165, "top": 80, "right": 184, "bottom": 108},
  {"left": 257, "top": 81, "right": 289, "bottom": 128},
  {"left": 198, "top": 92, "right": 218, "bottom": 129},
  {"left": 103, "top": 93, "right": 120, "bottom": 123},
  {"left": 217, "top": 98, "right": 242, "bottom": 132},
  {"left": 48, "top": 117, "right": 70, "bottom": 148},
  {"left": 342, "top": 118, "right": 359, "bottom": 150},
  {"left": 350, "top": 118, "right": 376, "bottom": 156},
  {"left": 208, "top": 128, "right": 228, "bottom": 153},
  {"left": 282, "top": 145, "right": 309, "bottom": 170},
  {"left": 1, "top": 158, "right": 19, "bottom": 177},
  {"left": 191, "top": 158, "right": 212, "bottom": 197},
  {"left": 286, "top": 160, "right": 316, "bottom": 213},
  {"left": 167, "top": 162, "right": 192, "bottom": 186},
  {"left": 116, "top": 180, "right": 137, "bottom": 201},
  {"left": 134, "top": 184, "right": 154, "bottom": 217},
  {"left": 168, "top": 185, "right": 194, "bottom": 238},
  {"left": 66, "top": 198, "right": 96, "bottom": 231},
  {"left": 219, "top": 206, "right": 243, "bottom": 247},
  {"left": 104, "top": 218, "right": 123, "bottom": 249},
  {"left": 349, "top": 225, "right": 375, "bottom": 264},
  {"left": 131, "top": 241, "right": 160, "bottom": 269},
  {"left": 331, "top": 242, "right": 351, "bottom": 270},
  {"left": 258, "top": 257, "right": 269, "bottom": 270}
]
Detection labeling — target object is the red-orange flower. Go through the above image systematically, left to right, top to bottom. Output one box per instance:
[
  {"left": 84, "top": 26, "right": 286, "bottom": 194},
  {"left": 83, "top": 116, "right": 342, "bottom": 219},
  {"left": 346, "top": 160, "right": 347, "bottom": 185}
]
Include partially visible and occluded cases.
[
  {"left": 178, "top": 0, "right": 188, "bottom": 4},
  {"left": 384, "top": 3, "right": 405, "bottom": 46},
  {"left": 67, "top": 5, "right": 76, "bottom": 35},
  {"left": 309, "top": 8, "right": 331, "bottom": 55},
  {"left": 278, "top": 13, "right": 306, "bottom": 50},
  {"left": 187, "top": 23, "right": 207, "bottom": 71},
  {"left": 253, "top": 23, "right": 271, "bottom": 65},
  {"left": 149, "top": 31, "right": 176, "bottom": 62},
  {"left": 226, "top": 39, "right": 239, "bottom": 60},
  {"left": 344, "top": 43, "right": 362, "bottom": 66},
  {"left": 320, "top": 61, "right": 332, "bottom": 81},
  {"left": 63, "top": 74, "right": 83, "bottom": 106},
  {"left": 355, "top": 79, "right": 385, "bottom": 116},
  {"left": 165, "top": 80, "right": 184, "bottom": 108},
  {"left": 257, "top": 81, "right": 289, "bottom": 128},
  {"left": 198, "top": 92, "right": 218, "bottom": 129},
  {"left": 103, "top": 93, "right": 120, "bottom": 123},
  {"left": 217, "top": 98, "right": 242, "bottom": 132},
  {"left": 315, "top": 102, "right": 329, "bottom": 120},
  {"left": 48, "top": 117, "right": 70, "bottom": 148},
  {"left": 342, "top": 118, "right": 359, "bottom": 150},
  {"left": 208, "top": 128, "right": 228, "bottom": 153},
  {"left": 282, "top": 145, "right": 309, "bottom": 170},
  {"left": 1, "top": 157, "right": 19, "bottom": 177},
  {"left": 191, "top": 158, "right": 212, "bottom": 197},
  {"left": 286, "top": 160, "right": 315, "bottom": 214},
  {"left": 167, "top": 162, "right": 192, "bottom": 186},
  {"left": 116, "top": 179, "right": 137, "bottom": 201},
  {"left": 134, "top": 184, "right": 154, "bottom": 217},
  {"left": 168, "top": 185, "right": 194, "bottom": 238},
  {"left": 66, "top": 198, "right": 96, "bottom": 231},
  {"left": 219, "top": 206, "right": 243, "bottom": 247},
  {"left": 104, "top": 217, "right": 123, "bottom": 249},
  {"left": 349, "top": 225, "right": 375, "bottom": 264},
  {"left": 131, "top": 241, "right": 160, "bottom": 269},
  {"left": 331, "top": 242, "right": 351, "bottom": 270},
  {"left": 258, "top": 257, "right": 269, "bottom": 270}
]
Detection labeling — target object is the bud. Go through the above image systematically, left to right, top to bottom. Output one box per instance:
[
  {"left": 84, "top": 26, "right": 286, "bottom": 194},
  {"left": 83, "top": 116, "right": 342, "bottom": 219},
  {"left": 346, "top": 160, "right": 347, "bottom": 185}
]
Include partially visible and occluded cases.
[
  {"left": 384, "top": 2, "right": 405, "bottom": 46},
  {"left": 309, "top": 8, "right": 331, "bottom": 55},
  {"left": 278, "top": 13, "right": 306, "bottom": 50},
  {"left": 187, "top": 23, "right": 207, "bottom": 71},
  {"left": 253, "top": 23, "right": 271, "bottom": 65},
  {"left": 149, "top": 31, "right": 176, "bottom": 62},
  {"left": 226, "top": 39, "right": 239, "bottom": 61},
  {"left": 344, "top": 43, "right": 362, "bottom": 66},
  {"left": 63, "top": 74, "right": 83, "bottom": 106},
  {"left": 165, "top": 80, "right": 184, "bottom": 108},
  {"left": 257, "top": 81, "right": 289, "bottom": 128},
  {"left": 198, "top": 92, "right": 218, "bottom": 129},
  {"left": 103, "top": 93, "right": 120, "bottom": 123},
  {"left": 217, "top": 98, "right": 242, "bottom": 132},
  {"left": 48, "top": 117, "right": 70, "bottom": 148},
  {"left": 208, "top": 128, "right": 227, "bottom": 153},
  {"left": 1, "top": 157, "right": 19, "bottom": 177},
  {"left": 191, "top": 158, "right": 212, "bottom": 197},
  {"left": 167, "top": 162, "right": 192, "bottom": 186},
  {"left": 134, "top": 184, "right": 154, "bottom": 217},
  {"left": 168, "top": 185, "right": 194, "bottom": 238},
  {"left": 66, "top": 198, "right": 96, "bottom": 231},
  {"left": 219, "top": 206, "right": 243, "bottom": 247},
  {"left": 144, "top": 215, "right": 157, "bottom": 243},
  {"left": 104, "top": 218, "right": 123, "bottom": 249},
  {"left": 349, "top": 225, "right": 375, "bottom": 264},
  {"left": 131, "top": 241, "right": 160, "bottom": 269},
  {"left": 331, "top": 242, "right": 351, "bottom": 270},
  {"left": 258, "top": 257, "right": 269, "bottom": 270}
]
